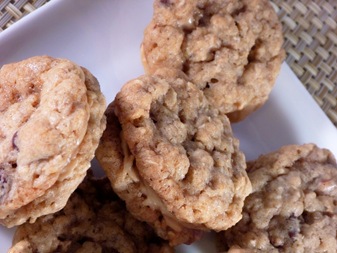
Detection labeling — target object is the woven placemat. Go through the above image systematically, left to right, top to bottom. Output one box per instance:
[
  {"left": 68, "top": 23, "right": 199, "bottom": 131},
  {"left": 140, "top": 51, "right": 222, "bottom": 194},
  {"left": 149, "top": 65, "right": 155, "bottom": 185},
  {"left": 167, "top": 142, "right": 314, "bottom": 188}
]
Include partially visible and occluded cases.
[
  {"left": 0, "top": 0, "right": 46, "bottom": 31},
  {"left": 1, "top": 0, "right": 337, "bottom": 126},
  {"left": 271, "top": 0, "right": 337, "bottom": 126}
]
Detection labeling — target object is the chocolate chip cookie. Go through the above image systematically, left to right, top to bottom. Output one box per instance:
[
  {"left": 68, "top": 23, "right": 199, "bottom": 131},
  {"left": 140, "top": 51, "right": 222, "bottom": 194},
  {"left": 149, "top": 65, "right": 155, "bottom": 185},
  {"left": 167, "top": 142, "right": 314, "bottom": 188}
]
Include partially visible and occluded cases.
[
  {"left": 141, "top": 0, "right": 285, "bottom": 121},
  {"left": 0, "top": 56, "right": 106, "bottom": 227},
  {"left": 96, "top": 69, "right": 251, "bottom": 246},
  {"left": 218, "top": 144, "right": 337, "bottom": 252}
]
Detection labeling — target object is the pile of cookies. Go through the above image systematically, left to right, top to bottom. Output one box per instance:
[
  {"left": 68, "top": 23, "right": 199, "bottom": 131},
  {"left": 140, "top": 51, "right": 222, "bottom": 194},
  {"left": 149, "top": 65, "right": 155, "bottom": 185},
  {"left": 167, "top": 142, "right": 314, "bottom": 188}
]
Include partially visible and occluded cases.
[{"left": 1, "top": 0, "right": 336, "bottom": 252}]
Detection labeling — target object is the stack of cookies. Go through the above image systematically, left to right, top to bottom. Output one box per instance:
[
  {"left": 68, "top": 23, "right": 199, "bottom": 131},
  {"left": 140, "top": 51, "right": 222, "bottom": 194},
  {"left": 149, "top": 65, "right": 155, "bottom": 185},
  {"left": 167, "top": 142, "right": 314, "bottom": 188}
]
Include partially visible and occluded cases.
[
  {"left": 2, "top": 0, "right": 337, "bottom": 252},
  {"left": 96, "top": 0, "right": 285, "bottom": 247}
]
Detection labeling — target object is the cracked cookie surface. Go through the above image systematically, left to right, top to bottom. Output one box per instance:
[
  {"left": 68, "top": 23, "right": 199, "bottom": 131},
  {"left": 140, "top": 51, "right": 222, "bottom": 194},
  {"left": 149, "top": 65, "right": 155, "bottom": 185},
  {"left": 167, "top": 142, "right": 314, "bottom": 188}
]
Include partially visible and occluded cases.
[
  {"left": 142, "top": 0, "right": 285, "bottom": 121},
  {"left": 0, "top": 56, "right": 106, "bottom": 227},
  {"left": 96, "top": 69, "right": 251, "bottom": 246},
  {"left": 217, "top": 144, "right": 337, "bottom": 253},
  {"left": 9, "top": 171, "right": 173, "bottom": 253}
]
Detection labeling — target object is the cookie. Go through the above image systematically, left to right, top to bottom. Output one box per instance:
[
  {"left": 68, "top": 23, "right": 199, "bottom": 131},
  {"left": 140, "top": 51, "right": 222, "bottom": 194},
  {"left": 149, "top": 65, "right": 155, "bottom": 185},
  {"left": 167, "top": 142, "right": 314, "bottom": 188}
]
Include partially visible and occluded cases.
[
  {"left": 141, "top": 0, "right": 285, "bottom": 122},
  {"left": 0, "top": 56, "right": 106, "bottom": 227},
  {"left": 96, "top": 69, "right": 251, "bottom": 246},
  {"left": 217, "top": 144, "right": 337, "bottom": 252},
  {"left": 9, "top": 171, "right": 173, "bottom": 253}
]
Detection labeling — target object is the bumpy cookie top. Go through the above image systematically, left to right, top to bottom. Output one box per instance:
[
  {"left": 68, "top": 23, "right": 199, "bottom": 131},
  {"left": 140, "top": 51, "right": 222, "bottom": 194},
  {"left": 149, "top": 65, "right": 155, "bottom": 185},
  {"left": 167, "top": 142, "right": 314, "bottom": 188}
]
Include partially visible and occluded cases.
[
  {"left": 142, "top": 0, "right": 285, "bottom": 121},
  {"left": 0, "top": 56, "right": 106, "bottom": 226},
  {"left": 98, "top": 69, "right": 251, "bottom": 245},
  {"left": 219, "top": 144, "right": 337, "bottom": 252},
  {"left": 9, "top": 171, "right": 173, "bottom": 253}
]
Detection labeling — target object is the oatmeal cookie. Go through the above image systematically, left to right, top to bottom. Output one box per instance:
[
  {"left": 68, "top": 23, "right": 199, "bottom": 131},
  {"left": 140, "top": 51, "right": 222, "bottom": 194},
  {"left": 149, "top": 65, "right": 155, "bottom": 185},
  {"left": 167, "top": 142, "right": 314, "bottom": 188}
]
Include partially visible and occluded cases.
[
  {"left": 141, "top": 0, "right": 285, "bottom": 121},
  {"left": 0, "top": 56, "right": 106, "bottom": 227},
  {"left": 96, "top": 69, "right": 251, "bottom": 246},
  {"left": 218, "top": 144, "right": 337, "bottom": 252},
  {"left": 9, "top": 171, "right": 173, "bottom": 253}
]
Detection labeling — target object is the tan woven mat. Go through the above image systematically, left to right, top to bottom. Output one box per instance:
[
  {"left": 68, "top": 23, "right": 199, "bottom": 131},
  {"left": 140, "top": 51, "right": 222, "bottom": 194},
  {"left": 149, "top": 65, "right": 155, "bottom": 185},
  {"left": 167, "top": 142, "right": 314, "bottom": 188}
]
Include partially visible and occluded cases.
[
  {"left": 0, "top": 0, "right": 46, "bottom": 30},
  {"left": 1, "top": 0, "right": 337, "bottom": 126},
  {"left": 271, "top": 0, "right": 337, "bottom": 126}
]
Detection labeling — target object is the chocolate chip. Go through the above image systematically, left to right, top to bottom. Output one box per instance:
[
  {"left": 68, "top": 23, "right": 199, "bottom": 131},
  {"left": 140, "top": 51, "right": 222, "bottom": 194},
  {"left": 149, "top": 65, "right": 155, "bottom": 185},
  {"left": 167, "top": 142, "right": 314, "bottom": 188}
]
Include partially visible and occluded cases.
[
  {"left": 160, "top": 0, "right": 171, "bottom": 6},
  {"left": 12, "top": 131, "right": 19, "bottom": 151},
  {"left": 288, "top": 229, "right": 297, "bottom": 239},
  {"left": 57, "top": 235, "right": 68, "bottom": 242}
]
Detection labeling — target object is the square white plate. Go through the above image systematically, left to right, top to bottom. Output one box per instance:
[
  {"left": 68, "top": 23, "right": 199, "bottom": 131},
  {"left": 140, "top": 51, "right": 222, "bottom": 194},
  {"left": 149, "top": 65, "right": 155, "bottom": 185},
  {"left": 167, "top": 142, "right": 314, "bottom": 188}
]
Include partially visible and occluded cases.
[{"left": 1, "top": 0, "right": 337, "bottom": 252}]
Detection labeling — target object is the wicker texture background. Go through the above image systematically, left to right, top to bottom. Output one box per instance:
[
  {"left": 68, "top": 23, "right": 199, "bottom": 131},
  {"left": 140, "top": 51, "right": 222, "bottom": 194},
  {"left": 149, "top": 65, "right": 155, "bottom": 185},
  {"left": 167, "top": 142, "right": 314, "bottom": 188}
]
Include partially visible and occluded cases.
[
  {"left": 0, "top": 0, "right": 46, "bottom": 31},
  {"left": 1, "top": 0, "right": 337, "bottom": 126},
  {"left": 271, "top": 0, "right": 337, "bottom": 126}
]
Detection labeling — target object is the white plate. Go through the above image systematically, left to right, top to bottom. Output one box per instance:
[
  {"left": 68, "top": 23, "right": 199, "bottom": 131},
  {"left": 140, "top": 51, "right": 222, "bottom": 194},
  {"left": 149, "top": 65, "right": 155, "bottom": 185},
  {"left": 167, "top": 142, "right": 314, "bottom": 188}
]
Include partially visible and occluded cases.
[{"left": 1, "top": 0, "right": 337, "bottom": 252}]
